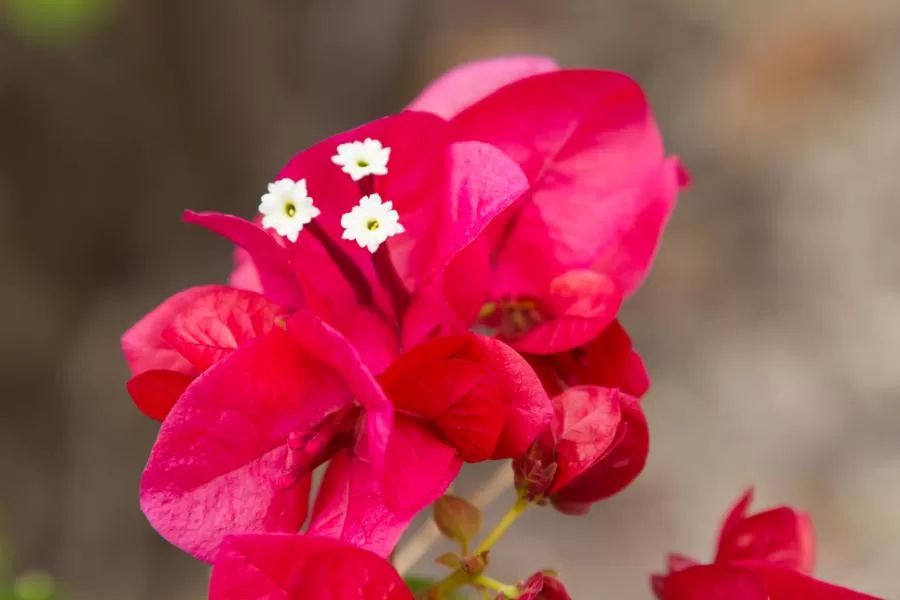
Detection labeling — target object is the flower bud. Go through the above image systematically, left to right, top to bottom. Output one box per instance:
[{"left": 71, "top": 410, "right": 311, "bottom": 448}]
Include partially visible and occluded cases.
[
  {"left": 433, "top": 494, "right": 482, "bottom": 546},
  {"left": 500, "top": 572, "right": 571, "bottom": 599}
]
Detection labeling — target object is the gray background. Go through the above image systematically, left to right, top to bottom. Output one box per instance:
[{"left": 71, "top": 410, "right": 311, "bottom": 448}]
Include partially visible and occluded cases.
[{"left": 1, "top": 0, "right": 898, "bottom": 597}]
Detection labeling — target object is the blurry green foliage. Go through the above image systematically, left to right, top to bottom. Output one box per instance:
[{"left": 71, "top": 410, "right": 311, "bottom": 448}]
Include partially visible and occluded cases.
[
  {"left": 1, "top": 0, "right": 115, "bottom": 44},
  {"left": 0, "top": 534, "right": 59, "bottom": 600},
  {"left": 404, "top": 575, "right": 438, "bottom": 593},
  {"left": 404, "top": 575, "right": 461, "bottom": 598}
]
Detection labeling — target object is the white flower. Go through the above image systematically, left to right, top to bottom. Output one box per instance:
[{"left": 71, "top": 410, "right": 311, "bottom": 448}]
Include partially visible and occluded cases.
[
  {"left": 331, "top": 138, "right": 391, "bottom": 181},
  {"left": 258, "top": 178, "right": 320, "bottom": 242},
  {"left": 340, "top": 193, "right": 405, "bottom": 253}
]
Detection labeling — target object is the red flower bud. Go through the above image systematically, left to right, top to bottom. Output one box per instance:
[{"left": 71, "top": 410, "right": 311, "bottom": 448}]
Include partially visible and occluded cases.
[{"left": 513, "top": 386, "right": 649, "bottom": 512}]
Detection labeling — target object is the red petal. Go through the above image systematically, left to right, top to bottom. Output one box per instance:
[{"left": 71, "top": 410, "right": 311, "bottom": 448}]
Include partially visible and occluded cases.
[
  {"left": 406, "top": 55, "right": 559, "bottom": 119},
  {"left": 452, "top": 70, "right": 680, "bottom": 299},
  {"left": 276, "top": 113, "right": 448, "bottom": 313},
  {"left": 390, "top": 140, "right": 528, "bottom": 292},
  {"left": 184, "top": 211, "right": 307, "bottom": 310},
  {"left": 229, "top": 247, "right": 263, "bottom": 293},
  {"left": 509, "top": 270, "right": 623, "bottom": 355},
  {"left": 122, "top": 285, "right": 220, "bottom": 376},
  {"left": 161, "top": 287, "right": 284, "bottom": 372},
  {"left": 285, "top": 312, "right": 394, "bottom": 472},
  {"left": 529, "top": 320, "right": 650, "bottom": 398},
  {"left": 140, "top": 327, "right": 366, "bottom": 562},
  {"left": 380, "top": 334, "right": 551, "bottom": 461},
  {"left": 125, "top": 369, "right": 192, "bottom": 422},
  {"left": 542, "top": 386, "right": 623, "bottom": 495},
  {"left": 551, "top": 390, "right": 649, "bottom": 509},
  {"left": 381, "top": 416, "right": 462, "bottom": 516},
  {"left": 306, "top": 449, "right": 413, "bottom": 557},
  {"left": 715, "top": 489, "right": 816, "bottom": 574},
  {"left": 209, "top": 534, "right": 414, "bottom": 600},
  {"left": 667, "top": 553, "right": 700, "bottom": 574},
  {"left": 744, "top": 563, "right": 882, "bottom": 600},
  {"left": 656, "top": 564, "right": 769, "bottom": 600},
  {"left": 508, "top": 573, "right": 572, "bottom": 600}
]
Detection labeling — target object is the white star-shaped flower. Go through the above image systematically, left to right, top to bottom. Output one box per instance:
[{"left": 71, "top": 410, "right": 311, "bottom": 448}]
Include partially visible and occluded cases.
[
  {"left": 331, "top": 138, "right": 391, "bottom": 181},
  {"left": 258, "top": 178, "right": 320, "bottom": 242},
  {"left": 340, "top": 193, "right": 405, "bottom": 253}
]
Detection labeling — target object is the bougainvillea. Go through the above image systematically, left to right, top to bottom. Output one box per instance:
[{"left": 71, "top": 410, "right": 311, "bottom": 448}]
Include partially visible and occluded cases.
[
  {"left": 120, "top": 55, "right": 884, "bottom": 599},
  {"left": 652, "top": 489, "right": 880, "bottom": 599}
]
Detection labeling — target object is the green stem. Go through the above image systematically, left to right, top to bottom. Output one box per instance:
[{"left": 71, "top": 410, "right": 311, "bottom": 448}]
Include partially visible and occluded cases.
[
  {"left": 474, "top": 496, "right": 529, "bottom": 554},
  {"left": 429, "top": 569, "right": 468, "bottom": 599},
  {"left": 472, "top": 574, "right": 520, "bottom": 598}
]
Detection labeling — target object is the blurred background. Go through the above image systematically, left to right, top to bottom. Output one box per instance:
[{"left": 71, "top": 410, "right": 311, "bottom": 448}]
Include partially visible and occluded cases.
[{"left": 1, "top": 0, "right": 899, "bottom": 598}]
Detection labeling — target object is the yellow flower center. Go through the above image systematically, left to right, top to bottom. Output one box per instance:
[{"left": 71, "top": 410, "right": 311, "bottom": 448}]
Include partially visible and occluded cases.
[
  {"left": 284, "top": 202, "right": 296, "bottom": 218},
  {"left": 366, "top": 219, "right": 380, "bottom": 231},
  {"left": 474, "top": 298, "right": 548, "bottom": 339}
]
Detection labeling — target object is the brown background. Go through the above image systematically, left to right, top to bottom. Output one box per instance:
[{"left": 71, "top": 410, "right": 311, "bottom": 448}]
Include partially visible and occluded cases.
[{"left": 1, "top": 0, "right": 898, "bottom": 598}]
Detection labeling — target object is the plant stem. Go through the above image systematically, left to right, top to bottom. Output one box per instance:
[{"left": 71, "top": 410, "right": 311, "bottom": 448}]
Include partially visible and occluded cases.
[
  {"left": 394, "top": 464, "right": 514, "bottom": 575},
  {"left": 474, "top": 495, "right": 529, "bottom": 554},
  {"left": 429, "top": 569, "right": 468, "bottom": 599},
  {"left": 472, "top": 574, "right": 521, "bottom": 598}
]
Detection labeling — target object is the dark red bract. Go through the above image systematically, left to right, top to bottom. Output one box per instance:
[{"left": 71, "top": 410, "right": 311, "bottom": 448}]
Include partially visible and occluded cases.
[
  {"left": 513, "top": 385, "right": 649, "bottom": 514},
  {"left": 652, "top": 489, "right": 882, "bottom": 600}
]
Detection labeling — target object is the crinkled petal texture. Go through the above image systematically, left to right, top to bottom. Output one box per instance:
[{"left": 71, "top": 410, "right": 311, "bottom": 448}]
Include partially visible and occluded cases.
[
  {"left": 406, "top": 55, "right": 559, "bottom": 120},
  {"left": 446, "top": 69, "right": 685, "bottom": 353},
  {"left": 123, "top": 285, "right": 285, "bottom": 421},
  {"left": 122, "top": 286, "right": 218, "bottom": 376},
  {"left": 140, "top": 314, "right": 392, "bottom": 562},
  {"left": 527, "top": 320, "right": 649, "bottom": 399},
  {"left": 376, "top": 333, "right": 550, "bottom": 514},
  {"left": 382, "top": 334, "right": 552, "bottom": 461},
  {"left": 546, "top": 387, "right": 649, "bottom": 513},
  {"left": 306, "top": 446, "right": 446, "bottom": 557},
  {"left": 715, "top": 488, "right": 816, "bottom": 574},
  {"left": 209, "top": 534, "right": 414, "bottom": 600},
  {"left": 654, "top": 563, "right": 882, "bottom": 600}
]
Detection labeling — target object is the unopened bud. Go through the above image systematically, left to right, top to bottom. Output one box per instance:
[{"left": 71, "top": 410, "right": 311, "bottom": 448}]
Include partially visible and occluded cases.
[
  {"left": 513, "top": 442, "right": 557, "bottom": 500},
  {"left": 433, "top": 494, "right": 482, "bottom": 545},
  {"left": 461, "top": 550, "right": 489, "bottom": 575}
]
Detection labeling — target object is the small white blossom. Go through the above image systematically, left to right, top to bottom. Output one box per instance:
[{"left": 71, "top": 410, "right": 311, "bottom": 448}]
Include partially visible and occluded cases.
[
  {"left": 331, "top": 138, "right": 391, "bottom": 181},
  {"left": 258, "top": 178, "right": 320, "bottom": 242},
  {"left": 340, "top": 193, "right": 405, "bottom": 253}
]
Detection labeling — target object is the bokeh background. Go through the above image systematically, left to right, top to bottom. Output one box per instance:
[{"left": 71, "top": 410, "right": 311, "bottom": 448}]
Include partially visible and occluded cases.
[{"left": 1, "top": 0, "right": 899, "bottom": 598}]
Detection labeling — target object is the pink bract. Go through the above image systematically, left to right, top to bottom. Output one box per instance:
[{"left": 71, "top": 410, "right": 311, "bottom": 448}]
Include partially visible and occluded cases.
[
  {"left": 407, "top": 54, "right": 559, "bottom": 119},
  {"left": 440, "top": 68, "right": 686, "bottom": 356},
  {"left": 191, "top": 111, "right": 528, "bottom": 374},
  {"left": 122, "top": 285, "right": 285, "bottom": 421},
  {"left": 140, "top": 310, "right": 550, "bottom": 560},
  {"left": 140, "top": 313, "right": 392, "bottom": 562},
  {"left": 652, "top": 490, "right": 882, "bottom": 600},
  {"left": 209, "top": 534, "right": 414, "bottom": 600}
]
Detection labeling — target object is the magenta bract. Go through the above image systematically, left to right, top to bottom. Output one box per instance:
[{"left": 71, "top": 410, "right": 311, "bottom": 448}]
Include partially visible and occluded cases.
[{"left": 209, "top": 534, "right": 414, "bottom": 600}]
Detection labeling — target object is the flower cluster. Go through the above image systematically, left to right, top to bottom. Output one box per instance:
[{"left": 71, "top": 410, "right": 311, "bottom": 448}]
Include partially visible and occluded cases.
[{"left": 121, "top": 55, "right": 882, "bottom": 598}]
